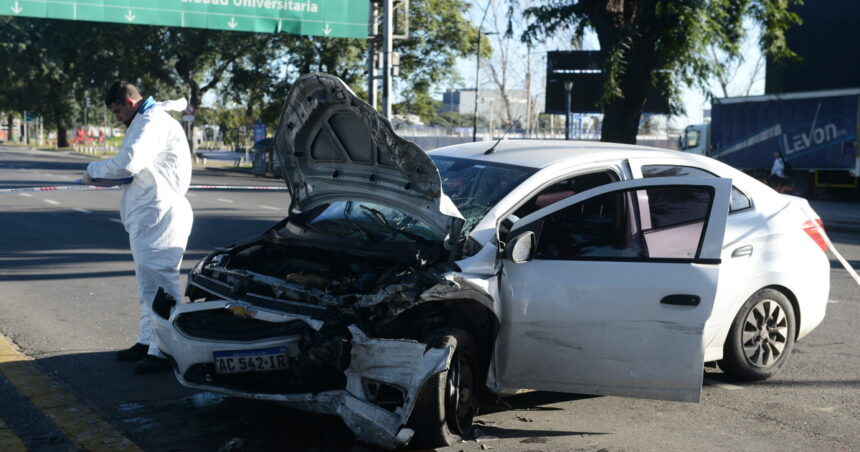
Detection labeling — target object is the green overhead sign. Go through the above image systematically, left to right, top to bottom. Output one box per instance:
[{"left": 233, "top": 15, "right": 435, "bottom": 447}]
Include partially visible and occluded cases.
[{"left": 0, "top": 0, "right": 369, "bottom": 38}]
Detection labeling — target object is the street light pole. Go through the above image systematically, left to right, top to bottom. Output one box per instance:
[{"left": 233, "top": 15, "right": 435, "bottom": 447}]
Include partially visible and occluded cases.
[
  {"left": 472, "top": 1, "right": 494, "bottom": 142},
  {"left": 472, "top": 30, "right": 498, "bottom": 142},
  {"left": 472, "top": 30, "right": 483, "bottom": 142},
  {"left": 564, "top": 80, "right": 573, "bottom": 140}
]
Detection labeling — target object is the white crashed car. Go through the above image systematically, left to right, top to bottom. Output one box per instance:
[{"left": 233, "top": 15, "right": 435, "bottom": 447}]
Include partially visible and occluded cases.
[{"left": 153, "top": 73, "right": 830, "bottom": 449}]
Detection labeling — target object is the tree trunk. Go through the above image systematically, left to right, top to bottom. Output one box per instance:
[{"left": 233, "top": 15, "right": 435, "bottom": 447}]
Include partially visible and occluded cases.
[
  {"left": 585, "top": 0, "right": 660, "bottom": 144},
  {"left": 600, "top": 70, "right": 649, "bottom": 144}
]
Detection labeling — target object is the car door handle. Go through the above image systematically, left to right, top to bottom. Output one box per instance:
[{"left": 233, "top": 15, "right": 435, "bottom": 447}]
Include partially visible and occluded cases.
[
  {"left": 732, "top": 245, "right": 753, "bottom": 258},
  {"left": 661, "top": 294, "right": 701, "bottom": 306}
]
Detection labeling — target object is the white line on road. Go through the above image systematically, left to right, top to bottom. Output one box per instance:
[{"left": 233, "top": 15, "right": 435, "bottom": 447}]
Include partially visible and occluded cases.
[
  {"left": 18, "top": 193, "right": 33, "bottom": 197},
  {"left": 186, "top": 193, "right": 196, "bottom": 197},
  {"left": 216, "top": 198, "right": 234, "bottom": 203},
  {"left": 44, "top": 199, "right": 59, "bottom": 205},
  {"left": 259, "top": 205, "right": 281, "bottom": 210},
  {"left": 73, "top": 207, "right": 92, "bottom": 214},
  {"left": 109, "top": 218, "right": 123, "bottom": 224},
  {"left": 702, "top": 378, "right": 743, "bottom": 390}
]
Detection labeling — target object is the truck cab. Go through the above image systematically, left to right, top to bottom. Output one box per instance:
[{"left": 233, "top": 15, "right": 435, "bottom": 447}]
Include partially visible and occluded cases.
[{"left": 679, "top": 124, "right": 710, "bottom": 156}]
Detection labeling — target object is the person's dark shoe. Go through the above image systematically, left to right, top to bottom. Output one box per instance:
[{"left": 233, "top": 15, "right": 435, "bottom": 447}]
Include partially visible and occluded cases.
[
  {"left": 115, "top": 343, "right": 148, "bottom": 362},
  {"left": 133, "top": 355, "right": 171, "bottom": 374}
]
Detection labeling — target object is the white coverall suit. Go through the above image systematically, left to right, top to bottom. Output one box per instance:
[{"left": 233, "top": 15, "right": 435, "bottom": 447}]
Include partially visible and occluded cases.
[{"left": 87, "top": 98, "right": 193, "bottom": 357}]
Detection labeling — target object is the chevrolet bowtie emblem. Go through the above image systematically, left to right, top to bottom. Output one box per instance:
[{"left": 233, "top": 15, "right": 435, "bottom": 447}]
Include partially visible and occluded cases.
[{"left": 226, "top": 305, "right": 257, "bottom": 319}]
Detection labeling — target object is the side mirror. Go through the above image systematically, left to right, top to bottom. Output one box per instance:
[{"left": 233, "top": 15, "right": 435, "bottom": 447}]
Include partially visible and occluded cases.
[{"left": 504, "top": 231, "right": 535, "bottom": 264}]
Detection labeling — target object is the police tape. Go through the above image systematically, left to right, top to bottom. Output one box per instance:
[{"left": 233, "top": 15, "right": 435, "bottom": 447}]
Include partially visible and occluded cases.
[
  {"left": 0, "top": 184, "right": 291, "bottom": 194},
  {"left": 823, "top": 232, "right": 860, "bottom": 286}
]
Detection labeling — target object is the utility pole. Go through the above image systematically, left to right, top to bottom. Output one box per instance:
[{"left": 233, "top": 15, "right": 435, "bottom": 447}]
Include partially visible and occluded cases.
[
  {"left": 368, "top": 0, "right": 403, "bottom": 118},
  {"left": 381, "top": 0, "right": 393, "bottom": 118},
  {"left": 524, "top": 0, "right": 532, "bottom": 138},
  {"left": 367, "top": 1, "right": 379, "bottom": 110},
  {"left": 564, "top": 81, "right": 573, "bottom": 140}
]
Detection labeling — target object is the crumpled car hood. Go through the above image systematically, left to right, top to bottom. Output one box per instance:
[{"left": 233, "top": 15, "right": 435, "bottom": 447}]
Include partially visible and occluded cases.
[{"left": 273, "top": 72, "right": 463, "bottom": 240}]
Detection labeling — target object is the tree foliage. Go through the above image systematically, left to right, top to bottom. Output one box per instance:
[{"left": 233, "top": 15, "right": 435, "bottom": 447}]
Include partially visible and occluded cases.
[
  {"left": 0, "top": 0, "right": 477, "bottom": 147},
  {"left": 518, "top": 0, "right": 802, "bottom": 143}
]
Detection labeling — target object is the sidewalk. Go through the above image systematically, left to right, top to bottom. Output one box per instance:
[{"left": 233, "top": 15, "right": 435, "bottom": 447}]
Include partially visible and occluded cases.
[{"left": 810, "top": 200, "right": 860, "bottom": 234}]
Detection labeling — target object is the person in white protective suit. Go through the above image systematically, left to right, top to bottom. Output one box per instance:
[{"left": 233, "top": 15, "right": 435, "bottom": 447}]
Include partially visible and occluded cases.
[{"left": 84, "top": 81, "right": 193, "bottom": 373}]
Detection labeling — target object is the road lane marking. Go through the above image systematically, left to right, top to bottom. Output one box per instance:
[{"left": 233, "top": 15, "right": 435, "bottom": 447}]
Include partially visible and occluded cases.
[
  {"left": 17, "top": 193, "right": 33, "bottom": 198},
  {"left": 186, "top": 193, "right": 196, "bottom": 197},
  {"left": 216, "top": 198, "right": 234, "bottom": 203},
  {"left": 43, "top": 199, "right": 59, "bottom": 205},
  {"left": 259, "top": 205, "right": 281, "bottom": 211},
  {"left": 73, "top": 208, "right": 92, "bottom": 214},
  {"left": 110, "top": 218, "right": 124, "bottom": 224},
  {"left": 0, "top": 334, "right": 141, "bottom": 451},
  {"left": 702, "top": 378, "right": 743, "bottom": 390},
  {"left": 0, "top": 419, "right": 26, "bottom": 452}
]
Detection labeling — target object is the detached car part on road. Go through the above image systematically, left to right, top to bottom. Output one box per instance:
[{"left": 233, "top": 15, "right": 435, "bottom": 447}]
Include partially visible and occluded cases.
[{"left": 154, "top": 73, "right": 831, "bottom": 449}]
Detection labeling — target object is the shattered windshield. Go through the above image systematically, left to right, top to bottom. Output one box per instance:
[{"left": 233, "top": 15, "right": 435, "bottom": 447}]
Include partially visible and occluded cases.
[
  {"left": 431, "top": 156, "right": 536, "bottom": 233},
  {"left": 302, "top": 200, "right": 444, "bottom": 243}
]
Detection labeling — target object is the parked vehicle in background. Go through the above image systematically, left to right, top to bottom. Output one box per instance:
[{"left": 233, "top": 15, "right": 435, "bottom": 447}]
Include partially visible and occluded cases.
[
  {"left": 154, "top": 73, "right": 832, "bottom": 450},
  {"left": 681, "top": 88, "right": 860, "bottom": 196},
  {"left": 251, "top": 138, "right": 282, "bottom": 178}
]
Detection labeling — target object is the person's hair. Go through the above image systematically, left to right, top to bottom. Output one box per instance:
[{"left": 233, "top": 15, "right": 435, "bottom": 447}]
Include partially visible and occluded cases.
[{"left": 104, "top": 80, "right": 142, "bottom": 107}]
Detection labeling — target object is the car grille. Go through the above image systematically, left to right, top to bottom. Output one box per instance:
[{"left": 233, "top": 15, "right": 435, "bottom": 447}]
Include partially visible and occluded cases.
[{"left": 176, "top": 308, "right": 308, "bottom": 341}]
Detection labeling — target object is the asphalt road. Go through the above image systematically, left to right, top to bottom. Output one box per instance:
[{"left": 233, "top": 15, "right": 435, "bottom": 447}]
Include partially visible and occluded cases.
[{"left": 1, "top": 145, "right": 858, "bottom": 452}]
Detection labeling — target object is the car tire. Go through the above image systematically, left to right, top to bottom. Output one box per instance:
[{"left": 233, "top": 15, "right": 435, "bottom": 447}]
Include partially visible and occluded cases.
[
  {"left": 719, "top": 289, "right": 796, "bottom": 381},
  {"left": 407, "top": 328, "right": 479, "bottom": 448}
]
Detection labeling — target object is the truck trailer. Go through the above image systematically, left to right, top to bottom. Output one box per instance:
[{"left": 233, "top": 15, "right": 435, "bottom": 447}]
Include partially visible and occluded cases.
[{"left": 680, "top": 88, "right": 860, "bottom": 196}]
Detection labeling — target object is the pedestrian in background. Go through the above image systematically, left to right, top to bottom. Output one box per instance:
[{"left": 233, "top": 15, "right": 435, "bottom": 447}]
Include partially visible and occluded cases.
[
  {"left": 83, "top": 80, "right": 194, "bottom": 373},
  {"left": 770, "top": 150, "right": 790, "bottom": 193}
]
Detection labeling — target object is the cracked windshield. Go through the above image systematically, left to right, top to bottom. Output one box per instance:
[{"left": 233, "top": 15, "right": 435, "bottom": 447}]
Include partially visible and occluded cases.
[
  {"left": 432, "top": 156, "right": 537, "bottom": 233},
  {"left": 303, "top": 200, "right": 443, "bottom": 242}
]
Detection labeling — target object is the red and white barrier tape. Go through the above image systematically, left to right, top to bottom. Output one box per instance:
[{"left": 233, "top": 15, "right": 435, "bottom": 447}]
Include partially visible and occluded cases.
[
  {"left": 0, "top": 184, "right": 290, "bottom": 194},
  {"left": 823, "top": 232, "right": 860, "bottom": 286}
]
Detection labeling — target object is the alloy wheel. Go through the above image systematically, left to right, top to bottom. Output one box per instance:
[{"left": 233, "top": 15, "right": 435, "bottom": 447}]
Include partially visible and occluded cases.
[{"left": 741, "top": 299, "right": 789, "bottom": 368}]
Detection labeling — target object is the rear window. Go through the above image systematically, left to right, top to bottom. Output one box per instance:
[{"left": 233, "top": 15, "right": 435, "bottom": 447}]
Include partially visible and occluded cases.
[{"left": 641, "top": 165, "right": 752, "bottom": 212}]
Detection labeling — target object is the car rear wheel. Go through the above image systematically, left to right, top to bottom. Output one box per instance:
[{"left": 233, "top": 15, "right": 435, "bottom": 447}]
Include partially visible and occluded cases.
[
  {"left": 720, "top": 289, "right": 796, "bottom": 381},
  {"left": 407, "top": 328, "right": 479, "bottom": 448}
]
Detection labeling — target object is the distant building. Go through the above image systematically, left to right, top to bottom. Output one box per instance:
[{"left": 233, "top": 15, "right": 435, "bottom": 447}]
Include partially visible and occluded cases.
[{"left": 440, "top": 88, "right": 537, "bottom": 124}]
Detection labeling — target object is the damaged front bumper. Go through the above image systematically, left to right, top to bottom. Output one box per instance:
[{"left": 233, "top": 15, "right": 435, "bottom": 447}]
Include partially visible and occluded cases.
[{"left": 154, "top": 300, "right": 453, "bottom": 449}]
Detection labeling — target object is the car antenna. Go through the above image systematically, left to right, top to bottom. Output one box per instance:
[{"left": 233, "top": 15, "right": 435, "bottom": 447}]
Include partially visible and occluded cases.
[{"left": 484, "top": 115, "right": 522, "bottom": 155}]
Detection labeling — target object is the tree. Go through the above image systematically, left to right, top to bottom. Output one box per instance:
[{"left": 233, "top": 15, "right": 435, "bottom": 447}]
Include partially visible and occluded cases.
[
  {"left": 519, "top": 0, "right": 801, "bottom": 143},
  {"left": 0, "top": 17, "right": 125, "bottom": 147}
]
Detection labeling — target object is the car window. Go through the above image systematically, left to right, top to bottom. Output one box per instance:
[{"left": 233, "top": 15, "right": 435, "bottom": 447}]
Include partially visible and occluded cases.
[
  {"left": 431, "top": 156, "right": 536, "bottom": 233},
  {"left": 641, "top": 164, "right": 751, "bottom": 212},
  {"left": 512, "top": 170, "right": 618, "bottom": 219},
  {"left": 533, "top": 185, "right": 714, "bottom": 261}
]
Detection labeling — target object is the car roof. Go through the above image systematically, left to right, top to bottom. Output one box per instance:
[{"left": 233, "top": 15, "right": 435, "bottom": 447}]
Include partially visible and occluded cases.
[
  {"left": 428, "top": 139, "right": 784, "bottom": 206},
  {"left": 428, "top": 140, "right": 685, "bottom": 169}
]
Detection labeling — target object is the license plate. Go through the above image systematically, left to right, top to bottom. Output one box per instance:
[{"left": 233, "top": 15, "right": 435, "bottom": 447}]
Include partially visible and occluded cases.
[{"left": 213, "top": 347, "right": 288, "bottom": 374}]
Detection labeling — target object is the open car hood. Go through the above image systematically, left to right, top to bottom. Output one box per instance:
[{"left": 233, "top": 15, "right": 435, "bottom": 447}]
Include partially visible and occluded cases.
[{"left": 274, "top": 73, "right": 463, "bottom": 241}]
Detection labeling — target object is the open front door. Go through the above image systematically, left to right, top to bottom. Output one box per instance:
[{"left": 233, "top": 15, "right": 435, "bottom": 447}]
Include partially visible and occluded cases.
[{"left": 496, "top": 177, "right": 731, "bottom": 403}]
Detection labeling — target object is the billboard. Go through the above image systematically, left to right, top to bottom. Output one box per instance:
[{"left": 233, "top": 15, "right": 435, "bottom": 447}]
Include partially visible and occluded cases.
[
  {"left": 765, "top": 0, "right": 860, "bottom": 94},
  {"left": 544, "top": 50, "right": 671, "bottom": 114}
]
